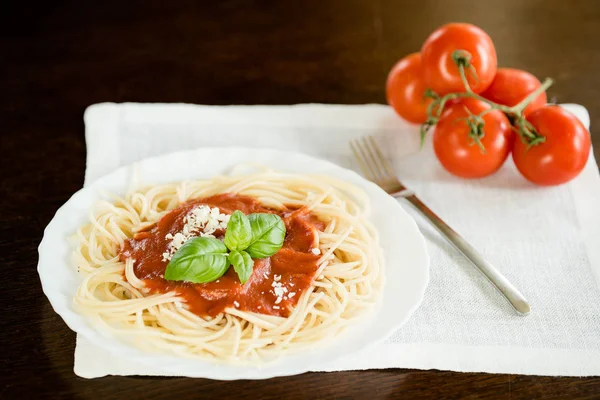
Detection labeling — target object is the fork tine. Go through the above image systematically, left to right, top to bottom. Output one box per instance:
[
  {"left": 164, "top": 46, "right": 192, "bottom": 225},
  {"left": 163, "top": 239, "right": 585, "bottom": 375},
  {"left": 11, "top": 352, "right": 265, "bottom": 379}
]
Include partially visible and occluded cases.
[
  {"left": 359, "top": 136, "right": 387, "bottom": 182},
  {"left": 365, "top": 136, "right": 396, "bottom": 179},
  {"left": 350, "top": 139, "right": 377, "bottom": 181}
]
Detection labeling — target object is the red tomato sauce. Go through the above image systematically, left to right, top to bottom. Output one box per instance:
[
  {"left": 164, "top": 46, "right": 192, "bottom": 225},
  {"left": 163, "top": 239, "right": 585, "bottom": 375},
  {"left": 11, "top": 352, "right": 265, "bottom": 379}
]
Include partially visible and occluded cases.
[{"left": 121, "top": 193, "right": 325, "bottom": 318}]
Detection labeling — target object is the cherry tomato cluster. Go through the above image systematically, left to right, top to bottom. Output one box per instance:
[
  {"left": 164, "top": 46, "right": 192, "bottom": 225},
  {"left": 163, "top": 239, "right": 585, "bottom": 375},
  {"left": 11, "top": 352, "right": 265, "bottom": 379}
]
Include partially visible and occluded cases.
[{"left": 386, "top": 23, "right": 591, "bottom": 186}]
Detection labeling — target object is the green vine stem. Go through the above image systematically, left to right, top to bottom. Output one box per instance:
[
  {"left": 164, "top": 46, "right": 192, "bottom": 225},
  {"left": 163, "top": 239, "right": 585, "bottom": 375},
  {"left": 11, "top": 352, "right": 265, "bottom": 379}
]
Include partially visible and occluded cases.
[
  {"left": 421, "top": 49, "right": 553, "bottom": 150},
  {"left": 452, "top": 49, "right": 479, "bottom": 86}
]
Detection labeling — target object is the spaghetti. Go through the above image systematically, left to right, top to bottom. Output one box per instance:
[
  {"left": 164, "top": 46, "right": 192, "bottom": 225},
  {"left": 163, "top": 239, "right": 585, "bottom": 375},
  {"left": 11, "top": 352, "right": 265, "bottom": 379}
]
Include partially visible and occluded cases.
[{"left": 73, "top": 170, "right": 383, "bottom": 364}]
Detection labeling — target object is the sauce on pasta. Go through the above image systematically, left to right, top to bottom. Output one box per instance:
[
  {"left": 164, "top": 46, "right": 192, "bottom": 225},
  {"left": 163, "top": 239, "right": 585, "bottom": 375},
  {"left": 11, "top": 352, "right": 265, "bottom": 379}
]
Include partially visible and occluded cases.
[{"left": 121, "top": 193, "right": 325, "bottom": 318}]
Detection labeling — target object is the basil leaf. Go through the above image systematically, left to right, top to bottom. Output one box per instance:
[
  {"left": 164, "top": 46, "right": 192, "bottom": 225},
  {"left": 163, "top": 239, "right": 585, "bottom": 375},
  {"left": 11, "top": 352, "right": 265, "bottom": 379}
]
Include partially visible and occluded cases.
[
  {"left": 224, "top": 210, "right": 252, "bottom": 251},
  {"left": 246, "top": 213, "right": 286, "bottom": 258},
  {"left": 164, "top": 237, "right": 230, "bottom": 283},
  {"left": 228, "top": 250, "right": 254, "bottom": 284}
]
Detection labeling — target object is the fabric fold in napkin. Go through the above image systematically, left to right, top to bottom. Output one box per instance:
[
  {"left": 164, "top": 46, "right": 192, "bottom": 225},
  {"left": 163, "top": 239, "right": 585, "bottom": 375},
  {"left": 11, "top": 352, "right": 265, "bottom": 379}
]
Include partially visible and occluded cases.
[{"left": 77, "top": 102, "right": 600, "bottom": 378}]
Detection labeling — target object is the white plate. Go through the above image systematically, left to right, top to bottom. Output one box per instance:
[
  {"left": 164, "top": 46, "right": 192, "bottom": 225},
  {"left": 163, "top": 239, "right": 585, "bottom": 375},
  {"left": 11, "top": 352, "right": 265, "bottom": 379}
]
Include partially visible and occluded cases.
[{"left": 38, "top": 147, "right": 429, "bottom": 380}]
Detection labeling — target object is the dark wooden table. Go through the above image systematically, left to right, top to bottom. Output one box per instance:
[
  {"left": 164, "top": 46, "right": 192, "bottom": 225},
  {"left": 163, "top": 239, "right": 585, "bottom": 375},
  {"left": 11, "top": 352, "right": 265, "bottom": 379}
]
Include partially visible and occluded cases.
[{"left": 2, "top": 1, "right": 599, "bottom": 398}]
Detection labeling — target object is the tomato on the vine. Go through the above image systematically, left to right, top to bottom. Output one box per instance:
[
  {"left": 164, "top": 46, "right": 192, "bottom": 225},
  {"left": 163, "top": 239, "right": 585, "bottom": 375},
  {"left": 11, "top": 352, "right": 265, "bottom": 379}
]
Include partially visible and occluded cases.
[
  {"left": 421, "top": 23, "right": 497, "bottom": 94},
  {"left": 386, "top": 53, "right": 432, "bottom": 124},
  {"left": 481, "top": 68, "right": 547, "bottom": 116},
  {"left": 433, "top": 98, "right": 512, "bottom": 178},
  {"left": 512, "top": 106, "right": 590, "bottom": 186}
]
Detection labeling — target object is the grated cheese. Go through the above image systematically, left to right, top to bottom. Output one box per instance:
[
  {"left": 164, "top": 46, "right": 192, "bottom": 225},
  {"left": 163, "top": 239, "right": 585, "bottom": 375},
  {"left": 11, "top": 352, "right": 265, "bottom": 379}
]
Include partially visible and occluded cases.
[
  {"left": 162, "top": 205, "right": 230, "bottom": 261},
  {"left": 271, "top": 278, "right": 290, "bottom": 305},
  {"left": 273, "top": 286, "right": 285, "bottom": 298}
]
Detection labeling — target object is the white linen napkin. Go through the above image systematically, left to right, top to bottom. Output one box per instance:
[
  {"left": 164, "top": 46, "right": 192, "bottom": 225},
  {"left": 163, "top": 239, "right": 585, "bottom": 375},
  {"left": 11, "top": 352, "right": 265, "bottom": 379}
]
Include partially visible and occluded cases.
[{"left": 77, "top": 102, "right": 600, "bottom": 378}]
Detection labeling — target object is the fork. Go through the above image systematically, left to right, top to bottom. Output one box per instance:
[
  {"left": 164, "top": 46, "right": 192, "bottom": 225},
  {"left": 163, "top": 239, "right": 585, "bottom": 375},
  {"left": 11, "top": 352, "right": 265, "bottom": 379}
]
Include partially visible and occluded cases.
[{"left": 350, "top": 135, "right": 530, "bottom": 315}]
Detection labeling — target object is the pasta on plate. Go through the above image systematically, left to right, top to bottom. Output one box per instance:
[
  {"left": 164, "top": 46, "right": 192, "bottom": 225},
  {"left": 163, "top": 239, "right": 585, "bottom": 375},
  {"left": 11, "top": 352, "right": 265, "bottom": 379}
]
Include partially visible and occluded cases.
[{"left": 73, "top": 169, "right": 383, "bottom": 364}]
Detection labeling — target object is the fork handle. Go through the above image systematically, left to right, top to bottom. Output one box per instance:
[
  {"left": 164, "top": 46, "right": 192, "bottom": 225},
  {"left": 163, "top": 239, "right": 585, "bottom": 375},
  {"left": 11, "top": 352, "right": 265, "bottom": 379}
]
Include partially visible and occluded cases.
[{"left": 402, "top": 194, "right": 531, "bottom": 315}]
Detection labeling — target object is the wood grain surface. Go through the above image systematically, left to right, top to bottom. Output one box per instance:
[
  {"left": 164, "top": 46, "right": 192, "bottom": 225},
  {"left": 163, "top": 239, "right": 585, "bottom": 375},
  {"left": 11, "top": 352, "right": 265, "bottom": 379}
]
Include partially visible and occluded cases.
[{"left": 2, "top": 1, "right": 599, "bottom": 398}]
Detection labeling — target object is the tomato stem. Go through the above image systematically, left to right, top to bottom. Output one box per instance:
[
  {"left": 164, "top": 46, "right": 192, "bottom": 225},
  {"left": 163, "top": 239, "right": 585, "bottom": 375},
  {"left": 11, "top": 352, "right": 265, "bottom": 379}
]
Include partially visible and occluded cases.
[
  {"left": 453, "top": 50, "right": 480, "bottom": 90},
  {"left": 421, "top": 52, "right": 553, "bottom": 151},
  {"left": 457, "top": 60, "right": 474, "bottom": 94},
  {"left": 508, "top": 78, "right": 553, "bottom": 114},
  {"left": 424, "top": 88, "right": 439, "bottom": 100},
  {"left": 463, "top": 106, "right": 486, "bottom": 154},
  {"left": 515, "top": 116, "right": 546, "bottom": 148},
  {"left": 420, "top": 119, "right": 435, "bottom": 148}
]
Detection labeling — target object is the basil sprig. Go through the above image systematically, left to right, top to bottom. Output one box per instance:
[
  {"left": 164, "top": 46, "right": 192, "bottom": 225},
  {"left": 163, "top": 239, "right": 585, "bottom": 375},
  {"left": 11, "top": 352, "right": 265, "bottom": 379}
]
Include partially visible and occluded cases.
[
  {"left": 224, "top": 210, "right": 252, "bottom": 251},
  {"left": 164, "top": 211, "right": 286, "bottom": 284},
  {"left": 246, "top": 213, "right": 286, "bottom": 259},
  {"left": 164, "top": 237, "right": 230, "bottom": 283},
  {"left": 228, "top": 250, "right": 254, "bottom": 284}
]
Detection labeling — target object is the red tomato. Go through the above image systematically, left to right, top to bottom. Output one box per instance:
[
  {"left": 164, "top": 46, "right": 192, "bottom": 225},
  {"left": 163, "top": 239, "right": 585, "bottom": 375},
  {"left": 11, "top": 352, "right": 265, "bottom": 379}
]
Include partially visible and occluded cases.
[
  {"left": 421, "top": 23, "right": 497, "bottom": 94},
  {"left": 386, "top": 53, "right": 432, "bottom": 124},
  {"left": 481, "top": 68, "right": 547, "bottom": 116},
  {"left": 433, "top": 98, "right": 512, "bottom": 178},
  {"left": 512, "top": 106, "right": 590, "bottom": 186}
]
